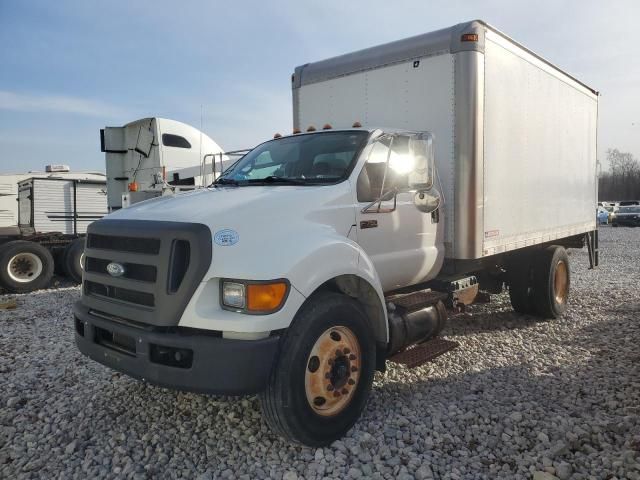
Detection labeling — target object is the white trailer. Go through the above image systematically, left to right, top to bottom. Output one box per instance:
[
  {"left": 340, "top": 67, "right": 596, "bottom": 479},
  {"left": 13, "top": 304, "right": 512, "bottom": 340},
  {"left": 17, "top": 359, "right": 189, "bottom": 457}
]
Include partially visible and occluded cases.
[
  {"left": 74, "top": 20, "right": 599, "bottom": 446},
  {"left": 101, "top": 117, "right": 235, "bottom": 210},
  {"left": 0, "top": 168, "right": 105, "bottom": 234},
  {"left": 0, "top": 177, "right": 108, "bottom": 293},
  {"left": 17, "top": 177, "right": 107, "bottom": 235}
]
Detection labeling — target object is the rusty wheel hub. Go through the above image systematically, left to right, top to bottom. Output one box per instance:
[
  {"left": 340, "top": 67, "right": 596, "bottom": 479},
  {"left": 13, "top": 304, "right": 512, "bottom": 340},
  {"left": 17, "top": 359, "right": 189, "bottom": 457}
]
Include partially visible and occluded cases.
[
  {"left": 554, "top": 259, "right": 568, "bottom": 304},
  {"left": 305, "top": 326, "right": 361, "bottom": 417}
]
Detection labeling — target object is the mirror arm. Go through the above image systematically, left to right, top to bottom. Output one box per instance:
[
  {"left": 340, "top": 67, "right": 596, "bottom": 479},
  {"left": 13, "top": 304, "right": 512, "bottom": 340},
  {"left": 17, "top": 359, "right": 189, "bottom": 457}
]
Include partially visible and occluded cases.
[{"left": 361, "top": 188, "right": 398, "bottom": 214}]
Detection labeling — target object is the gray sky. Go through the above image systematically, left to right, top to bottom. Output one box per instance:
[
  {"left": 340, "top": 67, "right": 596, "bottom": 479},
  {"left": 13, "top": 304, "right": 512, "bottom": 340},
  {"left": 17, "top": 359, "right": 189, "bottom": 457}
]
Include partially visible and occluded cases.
[{"left": 1, "top": 0, "right": 638, "bottom": 173}]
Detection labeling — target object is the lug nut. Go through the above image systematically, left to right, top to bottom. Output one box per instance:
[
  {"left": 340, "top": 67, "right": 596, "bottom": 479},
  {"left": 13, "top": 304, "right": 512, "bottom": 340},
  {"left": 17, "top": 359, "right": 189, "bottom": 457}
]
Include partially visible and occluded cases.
[{"left": 349, "top": 354, "right": 356, "bottom": 360}]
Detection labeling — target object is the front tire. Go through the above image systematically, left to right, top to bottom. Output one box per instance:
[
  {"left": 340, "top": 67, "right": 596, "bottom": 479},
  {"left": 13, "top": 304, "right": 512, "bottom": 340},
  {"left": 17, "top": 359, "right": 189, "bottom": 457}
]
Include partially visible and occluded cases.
[
  {"left": 0, "top": 241, "right": 54, "bottom": 293},
  {"left": 259, "top": 291, "right": 376, "bottom": 446}
]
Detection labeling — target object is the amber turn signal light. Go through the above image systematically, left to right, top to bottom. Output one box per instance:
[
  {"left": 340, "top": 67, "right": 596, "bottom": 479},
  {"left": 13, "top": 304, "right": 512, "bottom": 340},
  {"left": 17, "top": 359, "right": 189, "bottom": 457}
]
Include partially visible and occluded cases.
[
  {"left": 461, "top": 33, "right": 478, "bottom": 42},
  {"left": 247, "top": 282, "right": 288, "bottom": 312}
]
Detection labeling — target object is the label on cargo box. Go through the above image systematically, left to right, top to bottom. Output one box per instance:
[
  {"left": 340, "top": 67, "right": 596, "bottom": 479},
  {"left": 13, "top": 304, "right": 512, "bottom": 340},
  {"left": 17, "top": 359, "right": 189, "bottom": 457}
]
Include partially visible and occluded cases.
[
  {"left": 214, "top": 229, "right": 239, "bottom": 246},
  {"left": 484, "top": 229, "right": 500, "bottom": 239}
]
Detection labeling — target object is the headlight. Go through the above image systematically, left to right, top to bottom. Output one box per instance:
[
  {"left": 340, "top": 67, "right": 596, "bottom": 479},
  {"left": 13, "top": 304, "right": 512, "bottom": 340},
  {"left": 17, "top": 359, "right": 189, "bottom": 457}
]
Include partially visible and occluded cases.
[
  {"left": 221, "top": 280, "right": 289, "bottom": 314},
  {"left": 222, "top": 282, "right": 246, "bottom": 309}
]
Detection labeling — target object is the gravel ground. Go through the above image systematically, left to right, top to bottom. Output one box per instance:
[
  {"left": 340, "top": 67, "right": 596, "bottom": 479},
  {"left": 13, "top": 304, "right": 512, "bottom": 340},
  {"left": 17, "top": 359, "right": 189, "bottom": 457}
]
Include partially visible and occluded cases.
[{"left": 1, "top": 226, "right": 639, "bottom": 480}]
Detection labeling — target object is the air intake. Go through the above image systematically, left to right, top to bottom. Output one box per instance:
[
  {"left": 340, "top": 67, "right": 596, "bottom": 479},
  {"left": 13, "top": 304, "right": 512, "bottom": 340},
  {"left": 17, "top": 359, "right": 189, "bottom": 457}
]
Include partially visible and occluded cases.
[{"left": 168, "top": 240, "right": 190, "bottom": 293}]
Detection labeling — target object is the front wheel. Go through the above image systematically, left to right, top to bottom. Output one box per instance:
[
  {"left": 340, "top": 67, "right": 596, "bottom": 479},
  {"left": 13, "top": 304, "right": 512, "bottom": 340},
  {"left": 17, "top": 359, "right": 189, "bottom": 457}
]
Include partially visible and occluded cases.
[{"left": 259, "top": 291, "right": 376, "bottom": 446}]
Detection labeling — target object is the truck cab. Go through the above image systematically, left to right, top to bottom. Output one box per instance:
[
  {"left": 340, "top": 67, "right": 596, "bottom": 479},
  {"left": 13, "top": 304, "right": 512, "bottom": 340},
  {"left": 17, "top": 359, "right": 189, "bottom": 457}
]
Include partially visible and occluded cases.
[{"left": 75, "top": 127, "right": 448, "bottom": 446}]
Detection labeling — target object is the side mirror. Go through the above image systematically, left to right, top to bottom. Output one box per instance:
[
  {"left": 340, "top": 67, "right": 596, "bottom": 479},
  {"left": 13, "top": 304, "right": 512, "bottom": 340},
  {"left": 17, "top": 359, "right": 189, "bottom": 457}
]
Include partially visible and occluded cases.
[
  {"left": 407, "top": 133, "right": 434, "bottom": 191},
  {"left": 413, "top": 188, "right": 441, "bottom": 214}
]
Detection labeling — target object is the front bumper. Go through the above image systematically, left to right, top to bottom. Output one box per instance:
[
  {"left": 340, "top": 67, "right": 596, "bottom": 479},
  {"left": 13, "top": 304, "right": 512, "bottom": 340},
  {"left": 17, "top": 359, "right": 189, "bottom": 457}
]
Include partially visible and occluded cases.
[{"left": 74, "top": 302, "right": 280, "bottom": 395}]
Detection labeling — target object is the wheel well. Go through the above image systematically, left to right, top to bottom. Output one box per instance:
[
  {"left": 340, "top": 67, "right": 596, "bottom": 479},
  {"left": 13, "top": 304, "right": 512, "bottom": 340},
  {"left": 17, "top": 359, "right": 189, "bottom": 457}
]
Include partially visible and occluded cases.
[{"left": 312, "top": 275, "right": 387, "bottom": 344}]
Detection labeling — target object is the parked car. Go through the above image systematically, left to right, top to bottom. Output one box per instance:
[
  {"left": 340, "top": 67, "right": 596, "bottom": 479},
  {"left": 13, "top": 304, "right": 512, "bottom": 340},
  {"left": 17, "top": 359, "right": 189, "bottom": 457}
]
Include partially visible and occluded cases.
[
  {"left": 604, "top": 202, "right": 619, "bottom": 222},
  {"left": 612, "top": 205, "right": 640, "bottom": 227},
  {"left": 597, "top": 206, "right": 609, "bottom": 225}
]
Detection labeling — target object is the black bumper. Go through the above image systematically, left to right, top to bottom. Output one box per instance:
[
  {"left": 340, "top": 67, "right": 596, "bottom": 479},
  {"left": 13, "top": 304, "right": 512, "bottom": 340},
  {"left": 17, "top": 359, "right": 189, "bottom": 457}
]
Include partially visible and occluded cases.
[{"left": 74, "top": 302, "right": 280, "bottom": 395}]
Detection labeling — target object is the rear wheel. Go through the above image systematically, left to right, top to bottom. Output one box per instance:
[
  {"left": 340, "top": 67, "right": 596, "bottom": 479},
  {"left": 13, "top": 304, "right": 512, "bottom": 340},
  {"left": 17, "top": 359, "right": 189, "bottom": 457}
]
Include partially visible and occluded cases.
[
  {"left": 62, "top": 237, "right": 86, "bottom": 283},
  {"left": 0, "top": 241, "right": 54, "bottom": 293},
  {"left": 532, "top": 246, "right": 570, "bottom": 319},
  {"left": 507, "top": 257, "right": 535, "bottom": 314},
  {"left": 259, "top": 291, "right": 376, "bottom": 446}
]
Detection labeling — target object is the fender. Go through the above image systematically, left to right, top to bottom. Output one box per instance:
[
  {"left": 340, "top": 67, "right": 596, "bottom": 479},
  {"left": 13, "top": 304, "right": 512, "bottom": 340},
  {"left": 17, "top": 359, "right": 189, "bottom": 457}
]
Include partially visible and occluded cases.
[
  {"left": 178, "top": 228, "right": 389, "bottom": 342},
  {"left": 287, "top": 233, "right": 389, "bottom": 343}
]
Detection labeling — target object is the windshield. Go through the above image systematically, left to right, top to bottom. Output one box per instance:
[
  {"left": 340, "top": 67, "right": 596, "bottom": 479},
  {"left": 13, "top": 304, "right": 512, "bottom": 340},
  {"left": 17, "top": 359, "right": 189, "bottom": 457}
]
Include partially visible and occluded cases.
[
  {"left": 217, "top": 131, "right": 369, "bottom": 185},
  {"left": 620, "top": 206, "right": 640, "bottom": 213}
]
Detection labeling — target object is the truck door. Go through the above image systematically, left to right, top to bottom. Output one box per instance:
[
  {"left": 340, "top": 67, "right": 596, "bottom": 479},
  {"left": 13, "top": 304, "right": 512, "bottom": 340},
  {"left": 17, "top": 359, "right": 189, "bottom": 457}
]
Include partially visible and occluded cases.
[{"left": 353, "top": 133, "right": 444, "bottom": 292}]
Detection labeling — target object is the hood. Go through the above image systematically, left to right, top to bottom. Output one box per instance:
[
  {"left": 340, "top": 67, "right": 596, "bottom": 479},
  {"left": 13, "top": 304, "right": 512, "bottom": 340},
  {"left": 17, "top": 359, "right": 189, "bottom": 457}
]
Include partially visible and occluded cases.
[{"left": 104, "top": 183, "right": 356, "bottom": 237}]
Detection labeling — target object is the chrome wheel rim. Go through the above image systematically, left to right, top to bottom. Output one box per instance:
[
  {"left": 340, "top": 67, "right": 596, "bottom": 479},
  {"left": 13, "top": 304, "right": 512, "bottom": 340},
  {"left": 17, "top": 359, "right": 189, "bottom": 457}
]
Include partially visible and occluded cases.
[
  {"left": 7, "top": 253, "right": 43, "bottom": 283},
  {"left": 554, "top": 260, "right": 568, "bottom": 304},
  {"left": 305, "top": 326, "right": 361, "bottom": 417}
]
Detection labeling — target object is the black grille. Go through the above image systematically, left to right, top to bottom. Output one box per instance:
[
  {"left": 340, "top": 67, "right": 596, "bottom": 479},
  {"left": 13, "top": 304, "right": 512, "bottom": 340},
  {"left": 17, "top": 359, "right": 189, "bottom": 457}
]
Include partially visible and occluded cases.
[
  {"left": 82, "top": 220, "right": 212, "bottom": 327},
  {"left": 87, "top": 234, "right": 160, "bottom": 254},
  {"left": 168, "top": 240, "right": 190, "bottom": 293},
  {"left": 85, "top": 257, "right": 157, "bottom": 282},
  {"left": 85, "top": 280, "right": 155, "bottom": 308}
]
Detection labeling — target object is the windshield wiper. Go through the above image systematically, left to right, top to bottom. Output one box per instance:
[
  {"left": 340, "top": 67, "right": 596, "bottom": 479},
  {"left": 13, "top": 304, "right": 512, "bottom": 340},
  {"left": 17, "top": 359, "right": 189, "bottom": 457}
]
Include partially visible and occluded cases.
[
  {"left": 248, "top": 175, "right": 307, "bottom": 185},
  {"left": 213, "top": 177, "right": 240, "bottom": 186}
]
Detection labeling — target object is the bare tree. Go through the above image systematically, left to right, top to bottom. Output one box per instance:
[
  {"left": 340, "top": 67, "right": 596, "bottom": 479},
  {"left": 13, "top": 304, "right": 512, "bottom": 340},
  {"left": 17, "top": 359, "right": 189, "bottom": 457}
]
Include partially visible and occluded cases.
[{"left": 599, "top": 149, "right": 640, "bottom": 201}]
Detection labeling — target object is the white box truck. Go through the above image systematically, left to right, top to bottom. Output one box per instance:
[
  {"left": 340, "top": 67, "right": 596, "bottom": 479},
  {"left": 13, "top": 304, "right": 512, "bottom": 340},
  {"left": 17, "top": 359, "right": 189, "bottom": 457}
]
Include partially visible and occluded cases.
[
  {"left": 74, "top": 20, "right": 598, "bottom": 446},
  {"left": 0, "top": 173, "right": 108, "bottom": 293}
]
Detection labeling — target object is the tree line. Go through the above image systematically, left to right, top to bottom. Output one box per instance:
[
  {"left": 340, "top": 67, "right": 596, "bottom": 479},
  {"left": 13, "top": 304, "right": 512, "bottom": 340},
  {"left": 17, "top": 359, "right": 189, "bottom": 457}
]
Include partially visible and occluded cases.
[{"left": 598, "top": 149, "right": 640, "bottom": 201}]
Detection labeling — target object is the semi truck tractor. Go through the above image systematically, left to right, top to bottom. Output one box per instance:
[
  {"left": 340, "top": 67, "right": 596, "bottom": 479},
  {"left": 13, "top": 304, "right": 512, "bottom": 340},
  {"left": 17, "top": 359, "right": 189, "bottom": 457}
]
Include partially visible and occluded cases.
[
  {"left": 74, "top": 20, "right": 599, "bottom": 446},
  {"left": 101, "top": 117, "right": 234, "bottom": 211}
]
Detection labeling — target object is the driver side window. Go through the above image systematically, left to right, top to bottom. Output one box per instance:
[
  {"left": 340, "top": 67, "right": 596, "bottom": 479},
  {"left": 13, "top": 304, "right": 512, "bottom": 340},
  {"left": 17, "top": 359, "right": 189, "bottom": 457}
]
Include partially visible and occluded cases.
[{"left": 356, "top": 140, "right": 409, "bottom": 202}]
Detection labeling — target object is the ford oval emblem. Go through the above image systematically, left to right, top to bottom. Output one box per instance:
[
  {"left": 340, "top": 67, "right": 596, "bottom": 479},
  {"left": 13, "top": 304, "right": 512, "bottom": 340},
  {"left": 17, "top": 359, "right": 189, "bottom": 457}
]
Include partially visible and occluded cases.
[
  {"left": 214, "top": 229, "right": 239, "bottom": 246},
  {"left": 106, "top": 262, "right": 126, "bottom": 277}
]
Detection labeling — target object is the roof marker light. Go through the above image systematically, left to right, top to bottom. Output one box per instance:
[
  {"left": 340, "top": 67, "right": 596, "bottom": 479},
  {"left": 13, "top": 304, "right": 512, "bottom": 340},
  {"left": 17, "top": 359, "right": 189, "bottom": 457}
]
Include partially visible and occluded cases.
[
  {"left": 461, "top": 33, "right": 478, "bottom": 42},
  {"left": 352, "top": 121, "right": 362, "bottom": 128},
  {"left": 322, "top": 124, "right": 332, "bottom": 130},
  {"left": 307, "top": 126, "right": 316, "bottom": 132},
  {"left": 293, "top": 128, "right": 301, "bottom": 134},
  {"left": 274, "top": 133, "right": 282, "bottom": 139}
]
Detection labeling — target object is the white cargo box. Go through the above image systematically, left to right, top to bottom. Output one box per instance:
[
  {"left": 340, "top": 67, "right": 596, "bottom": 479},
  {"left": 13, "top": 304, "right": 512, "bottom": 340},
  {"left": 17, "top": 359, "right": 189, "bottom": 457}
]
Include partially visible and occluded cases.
[
  {"left": 293, "top": 20, "right": 598, "bottom": 260},
  {"left": 18, "top": 177, "right": 108, "bottom": 234}
]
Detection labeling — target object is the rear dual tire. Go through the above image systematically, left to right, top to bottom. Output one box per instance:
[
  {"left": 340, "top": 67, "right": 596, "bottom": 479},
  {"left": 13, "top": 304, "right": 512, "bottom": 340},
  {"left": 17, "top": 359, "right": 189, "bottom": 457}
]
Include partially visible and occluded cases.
[
  {"left": 62, "top": 237, "right": 85, "bottom": 284},
  {"left": 0, "top": 241, "right": 54, "bottom": 293},
  {"left": 508, "top": 246, "right": 570, "bottom": 319},
  {"left": 259, "top": 291, "right": 376, "bottom": 446}
]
